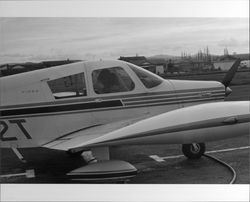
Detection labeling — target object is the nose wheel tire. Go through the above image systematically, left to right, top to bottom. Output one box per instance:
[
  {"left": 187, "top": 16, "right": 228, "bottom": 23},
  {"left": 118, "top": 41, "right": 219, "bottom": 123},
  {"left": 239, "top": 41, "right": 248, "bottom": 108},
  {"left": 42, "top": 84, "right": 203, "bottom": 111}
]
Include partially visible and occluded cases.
[{"left": 182, "top": 143, "right": 205, "bottom": 159}]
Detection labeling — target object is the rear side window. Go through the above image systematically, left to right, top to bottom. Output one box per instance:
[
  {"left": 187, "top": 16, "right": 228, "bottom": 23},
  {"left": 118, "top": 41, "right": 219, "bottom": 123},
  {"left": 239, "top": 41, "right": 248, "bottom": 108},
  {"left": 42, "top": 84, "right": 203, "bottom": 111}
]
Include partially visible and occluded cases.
[
  {"left": 128, "top": 64, "right": 163, "bottom": 88},
  {"left": 92, "top": 66, "right": 135, "bottom": 94},
  {"left": 48, "top": 73, "right": 87, "bottom": 99}
]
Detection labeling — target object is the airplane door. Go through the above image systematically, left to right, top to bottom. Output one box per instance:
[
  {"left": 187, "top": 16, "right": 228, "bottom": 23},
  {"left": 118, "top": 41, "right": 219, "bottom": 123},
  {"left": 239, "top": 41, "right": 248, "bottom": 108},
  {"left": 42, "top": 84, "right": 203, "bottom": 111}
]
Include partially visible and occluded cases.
[{"left": 41, "top": 69, "right": 96, "bottom": 143}]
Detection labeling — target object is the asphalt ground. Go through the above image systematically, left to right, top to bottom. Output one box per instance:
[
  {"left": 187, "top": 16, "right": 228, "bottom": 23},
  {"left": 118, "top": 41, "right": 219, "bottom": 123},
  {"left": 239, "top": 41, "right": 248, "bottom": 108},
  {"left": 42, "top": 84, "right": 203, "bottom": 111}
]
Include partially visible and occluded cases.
[{"left": 0, "top": 84, "right": 249, "bottom": 184}]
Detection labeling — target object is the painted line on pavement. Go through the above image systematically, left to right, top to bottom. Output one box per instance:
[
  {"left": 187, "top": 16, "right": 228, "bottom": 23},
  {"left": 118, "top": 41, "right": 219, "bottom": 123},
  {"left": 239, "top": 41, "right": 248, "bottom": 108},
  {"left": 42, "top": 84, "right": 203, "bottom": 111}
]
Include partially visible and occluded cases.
[
  {"left": 149, "top": 145, "right": 250, "bottom": 162},
  {"left": 149, "top": 155, "right": 166, "bottom": 162},
  {"left": 0, "top": 169, "right": 35, "bottom": 179}
]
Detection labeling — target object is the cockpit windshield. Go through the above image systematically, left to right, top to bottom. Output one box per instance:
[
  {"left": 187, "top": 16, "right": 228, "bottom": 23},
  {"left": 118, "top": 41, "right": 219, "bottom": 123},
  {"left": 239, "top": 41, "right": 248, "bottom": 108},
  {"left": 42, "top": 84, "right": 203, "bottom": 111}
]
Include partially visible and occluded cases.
[{"left": 128, "top": 63, "right": 163, "bottom": 88}]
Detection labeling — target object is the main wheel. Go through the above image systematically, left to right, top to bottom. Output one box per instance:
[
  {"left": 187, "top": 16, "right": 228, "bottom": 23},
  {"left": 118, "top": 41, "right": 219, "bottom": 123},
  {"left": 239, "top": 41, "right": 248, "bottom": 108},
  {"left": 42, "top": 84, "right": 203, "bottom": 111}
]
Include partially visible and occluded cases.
[{"left": 182, "top": 143, "right": 205, "bottom": 159}]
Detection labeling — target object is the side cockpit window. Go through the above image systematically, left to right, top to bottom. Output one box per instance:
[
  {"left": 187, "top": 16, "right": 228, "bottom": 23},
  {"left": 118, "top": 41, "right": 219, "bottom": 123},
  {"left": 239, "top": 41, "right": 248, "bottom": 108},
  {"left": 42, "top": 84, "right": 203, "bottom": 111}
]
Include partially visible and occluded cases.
[
  {"left": 128, "top": 63, "right": 163, "bottom": 88},
  {"left": 92, "top": 66, "right": 135, "bottom": 94},
  {"left": 48, "top": 73, "right": 87, "bottom": 99}
]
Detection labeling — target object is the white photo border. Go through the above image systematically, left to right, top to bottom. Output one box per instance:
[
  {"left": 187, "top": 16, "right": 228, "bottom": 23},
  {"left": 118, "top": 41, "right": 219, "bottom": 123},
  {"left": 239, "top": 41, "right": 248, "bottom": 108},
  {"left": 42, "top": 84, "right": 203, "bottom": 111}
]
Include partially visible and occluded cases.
[{"left": 0, "top": 0, "right": 249, "bottom": 202}]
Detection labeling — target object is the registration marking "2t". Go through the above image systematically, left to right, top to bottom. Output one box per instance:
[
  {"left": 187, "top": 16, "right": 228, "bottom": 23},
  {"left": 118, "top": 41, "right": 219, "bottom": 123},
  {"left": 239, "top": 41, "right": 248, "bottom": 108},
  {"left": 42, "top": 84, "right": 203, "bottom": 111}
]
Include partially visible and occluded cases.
[{"left": 0, "top": 119, "right": 32, "bottom": 141}]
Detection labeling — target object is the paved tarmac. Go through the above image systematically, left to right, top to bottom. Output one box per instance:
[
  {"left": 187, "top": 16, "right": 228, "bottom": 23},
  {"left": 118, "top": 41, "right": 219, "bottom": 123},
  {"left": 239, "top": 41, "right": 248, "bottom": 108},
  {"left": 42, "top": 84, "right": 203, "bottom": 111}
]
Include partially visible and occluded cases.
[{"left": 0, "top": 84, "right": 249, "bottom": 184}]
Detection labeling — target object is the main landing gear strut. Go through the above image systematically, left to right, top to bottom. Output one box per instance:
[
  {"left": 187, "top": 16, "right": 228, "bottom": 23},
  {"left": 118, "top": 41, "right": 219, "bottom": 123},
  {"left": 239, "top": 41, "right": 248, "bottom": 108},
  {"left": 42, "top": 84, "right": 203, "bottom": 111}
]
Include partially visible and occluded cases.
[
  {"left": 182, "top": 143, "right": 206, "bottom": 159},
  {"left": 66, "top": 147, "right": 110, "bottom": 163},
  {"left": 66, "top": 150, "right": 97, "bottom": 163}
]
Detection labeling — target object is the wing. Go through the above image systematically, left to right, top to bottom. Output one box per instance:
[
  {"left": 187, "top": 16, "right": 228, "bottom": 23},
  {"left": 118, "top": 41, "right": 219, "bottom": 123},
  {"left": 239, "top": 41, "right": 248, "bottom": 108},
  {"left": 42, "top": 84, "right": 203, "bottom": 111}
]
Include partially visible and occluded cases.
[
  {"left": 43, "top": 101, "right": 250, "bottom": 152},
  {"left": 43, "top": 115, "right": 148, "bottom": 151}
]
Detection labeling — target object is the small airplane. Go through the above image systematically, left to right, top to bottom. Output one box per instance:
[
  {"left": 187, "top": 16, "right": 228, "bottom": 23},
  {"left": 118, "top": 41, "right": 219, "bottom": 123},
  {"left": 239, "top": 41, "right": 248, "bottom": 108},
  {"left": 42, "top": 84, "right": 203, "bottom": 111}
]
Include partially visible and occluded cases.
[{"left": 0, "top": 59, "right": 249, "bottom": 181}]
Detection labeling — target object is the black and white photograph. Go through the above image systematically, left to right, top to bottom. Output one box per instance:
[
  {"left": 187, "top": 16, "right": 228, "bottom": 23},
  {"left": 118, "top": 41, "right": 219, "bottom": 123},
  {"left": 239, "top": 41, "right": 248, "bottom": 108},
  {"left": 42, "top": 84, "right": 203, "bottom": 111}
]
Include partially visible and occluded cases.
[{"left": 0, "top": 0, "right": 249, "bottom": 201}]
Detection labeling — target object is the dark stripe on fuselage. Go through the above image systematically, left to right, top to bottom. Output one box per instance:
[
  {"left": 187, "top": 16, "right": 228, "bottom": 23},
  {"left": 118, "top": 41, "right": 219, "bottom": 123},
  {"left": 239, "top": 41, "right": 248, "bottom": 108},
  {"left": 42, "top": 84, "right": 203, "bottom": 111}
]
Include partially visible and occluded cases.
[
  {"left": 0, "top": 87, "right": 224, "bottom": 110},
  {"left": 0, "top": 88, "right": 225, "bottom": 118},
  {"left": 123, "top": 90, "right": 224, "bottom": 102},
  {"left": 124, "top": 93, "right": 224, "bottom": 106},
  {"left": 0, "top": 97, "right": 224, "bottom": 118},
  {"left": 0, "top": 100, "right": 123, "bottom": 117}
]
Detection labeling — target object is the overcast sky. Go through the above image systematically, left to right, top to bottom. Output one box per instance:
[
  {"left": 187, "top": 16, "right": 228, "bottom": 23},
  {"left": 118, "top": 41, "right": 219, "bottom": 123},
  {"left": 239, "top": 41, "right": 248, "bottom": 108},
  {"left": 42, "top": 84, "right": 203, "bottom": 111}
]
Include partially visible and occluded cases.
[{"left": 0, "top": 18, "right": 249, "bottom": 63}]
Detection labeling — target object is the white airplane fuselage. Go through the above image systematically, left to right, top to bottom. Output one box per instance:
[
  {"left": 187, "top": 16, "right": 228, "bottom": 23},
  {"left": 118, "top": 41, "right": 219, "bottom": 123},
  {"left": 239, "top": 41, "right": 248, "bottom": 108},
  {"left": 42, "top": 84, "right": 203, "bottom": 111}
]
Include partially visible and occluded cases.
[{"left": 0, "top": 60, "right": 226, "bottom": 149}]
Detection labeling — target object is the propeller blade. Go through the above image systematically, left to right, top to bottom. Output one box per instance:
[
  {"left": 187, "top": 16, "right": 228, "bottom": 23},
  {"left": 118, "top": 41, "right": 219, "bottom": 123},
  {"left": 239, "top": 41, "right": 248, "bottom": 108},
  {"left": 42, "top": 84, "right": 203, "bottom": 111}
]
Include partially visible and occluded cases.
[{"left": 222, "top": 58, "right": 241, "bottom": 87}]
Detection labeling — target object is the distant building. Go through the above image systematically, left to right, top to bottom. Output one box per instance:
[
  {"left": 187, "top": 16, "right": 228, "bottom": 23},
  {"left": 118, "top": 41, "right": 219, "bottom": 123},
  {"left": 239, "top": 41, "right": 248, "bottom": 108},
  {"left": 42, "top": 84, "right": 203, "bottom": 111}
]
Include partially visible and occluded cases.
[
  {"left": 213, "top": 55, "right": 237, "bottom": 71},
  {"left": 118, "top": 56, "right": 157, "bottom": 73},
  {"left": 119, "top": 56, "right": 147, "bottom": 65},
  {"left": 148, "top": 58, "right": 167, "bottom": 74},
  {"left": 0, "top": 59, "right": 81, "bottom": 77},
  {"left": 167, "top": 59, "right": 176, "bottom": 73},
  {"left": 240, "top": 60, "right": 250, "bottom": 69},
  {"left": 213, "top": 61, "right": 236, "bottom": 71},
  {"left": 155, "top": 65, "right": 164, "bottom": 75}
]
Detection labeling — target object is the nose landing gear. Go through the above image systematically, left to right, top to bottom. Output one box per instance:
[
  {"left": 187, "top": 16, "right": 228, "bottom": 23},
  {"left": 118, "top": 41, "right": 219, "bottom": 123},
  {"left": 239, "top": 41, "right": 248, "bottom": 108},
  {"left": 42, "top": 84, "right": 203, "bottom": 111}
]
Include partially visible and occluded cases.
[{"left": 182, "top": 143, "right": 206, "bottom": 159}]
